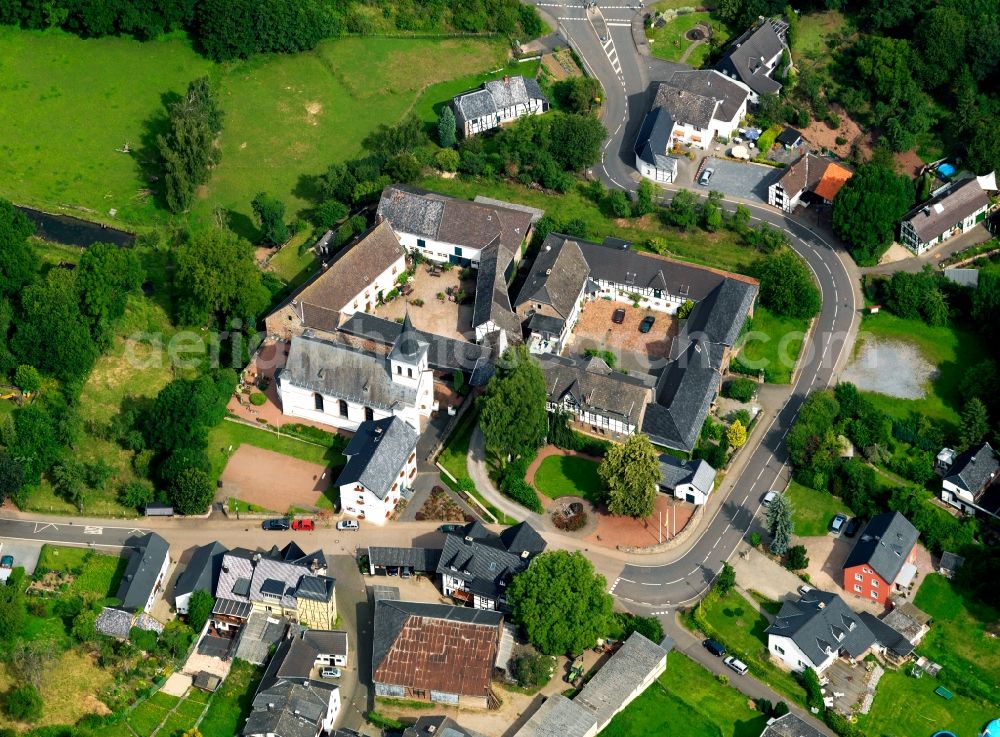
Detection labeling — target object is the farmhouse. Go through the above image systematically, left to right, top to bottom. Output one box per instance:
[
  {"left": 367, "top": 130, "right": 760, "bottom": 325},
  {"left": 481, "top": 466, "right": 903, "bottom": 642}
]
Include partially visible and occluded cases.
[
  {"left": 715, "top": 18, "right": 789, "bottom": 101},
  {"left": 635, "top": 71, "right": 751, "bottom": 180},
  {"left": 452, "top": 75, "right": 549, "bottom": 137},
  {"left": 767, "top": 153, "right": 853, "bottom": 212},
  {"left": 900, "top": 176, "right": 992, "bottom": 255},
  {"left": 377, "top": 184, "right": 535, "bottom": 266},
  {"left": 265, "top": 221, "right": 406, "bottom": 340},
  {"left": 514, "top": 237, "right": 590, "bottom": 353},
  {"left": 276, "top": 314, "right": 434, "bottom": 433},
  {"left": 541, "top": 355, "right": 652, "bottom": 436},
  {"left": 334, "top": 415, "right": 419, "bottom": 524},
  {"left": 939, "top": 441, "right": 1000, "bottom": 518},
  {"left": 658, "top": 455, "right": 717, "bottom": 505},
  {"left": 841, "top": 511, "right": 919, "bottom": 605},
  {"left": 437, "top": 521, "right": 546, "bottom": 610},
  {"left": 116, "top": 532, "right": 170, "bottom": 614},
  {"left": 173, "top": 541, "right": 228, "bottom": 615},
  {"left": 765, "top": 590, "right": 877, "bottom": 673},
  {"left": 372, "top": 599, "right": 504, "bottom": 708}
]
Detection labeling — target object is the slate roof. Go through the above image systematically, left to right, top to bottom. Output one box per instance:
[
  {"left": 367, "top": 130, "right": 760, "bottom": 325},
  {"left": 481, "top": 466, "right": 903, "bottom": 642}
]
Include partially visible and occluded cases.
[
  {"left": 716, "top": 19, "right": 787, "bottom": 96},
  {"left": 666, "top": 69, "right": 750, "bottom": 123},
  {"left": 453, "top": 76, "right": 548, "bottom": 125},
  {"left": 652, "top": 78, "right": 718, "bottom": 129},
  {"left": 634, "top": 105, "right": 680, "bottom": 171},
  {"left": 776, "top": 127, "right": 802, "bottom": 147},
  {"left": 774, "top": 154, "right": 852, "bottom": 202},
  {"left": 903, "top": 177, "right": 990, "bottom": 243},
  {"left": 378, "top": 185, "right": 533, "bottom": 253},
  {"left": 269, "top": 220, "right": 405, "bottom": 333},
  {"left": 514, "top": 238, "right": 590, "bottom": 319},
  {"left": 472, "top": 243, "right": 523, "bottom": 342},
  {"left": 675, "top": 277, "right": 758, "bottom": 357},
  {"left": 337, "top": 312, "right": 493, "bottom": 374},
  {"left": 528, "top": 312, "right": 565, "bottom": 337},
  {"left": 389, "top": 313, "right": 429, "bottom": 365},
  {"left": 282, "top": 332, "right": 417, "bottom": 412},
  {"left": 642, "top": 340, "right": 721, "bottom": 452},
  {"left": 539, "top": 354, "right": 651, "bottom": 430},
  {"left": 335, "top": 416, "right": 418, "bottom": 500},
  {"left": 943, "top": 441, "right": 999, "bottom": 498},
  {"left": 658, "top": 455, "right": 717, "bottom": 495},
  {"left": 843, "top": 511, "right": 919, "bottom": 584},
  {"left": 436, "top": 521, "right": 546, "bottom": 603},
  {"left": 116, "top": 532, "right": 169, "bottom": 612},
  {"left": 174, "top": 541, "right": 228, "bottom": 599},
  {"left": 368, "top": 547, "right": 442, "bottom": 572},
  {"left": 216, "top": 551, "right": 333, "bottom": 610},
  {"left": 938, "top": 551, "right": 965, "bottom": 573},
  {"left": 765, "top": 590, "right": 876, "bottom": 669},
  {"left": 372, "top": 600, "right": 503, "bottom": 697},
  {"left": 858, "top": 612, "right": 915, "bottom": 659},
  {"left": 267, "top": 627, "right": 350, "bottom": 685},
  {"left": 243, "top": 681, "right": 334, "bottom": 737},
  {"left": 758, "top": 713, "right": 827, "bottom": 737},
  {"left": 404, "top": 715, "right": 487, "bottom": 737}
]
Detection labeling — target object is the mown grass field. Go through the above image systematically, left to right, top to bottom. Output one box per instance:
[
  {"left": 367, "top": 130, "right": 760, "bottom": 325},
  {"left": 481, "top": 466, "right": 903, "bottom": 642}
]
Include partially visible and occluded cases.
[
  {"left": 791, "top": 10, "right": 846, "bottom": 62},
  {"left": 645, "top": 12, "right": 730, "bottom": 67},
  {"left": 0, "top": 27, "right": 506, "bottom": 236},
  {"left": 417, "top": 176, "right": 762, "bottom": 276},
  {"left": 738, "top": 306, "right": 809, "bottom": 384},
  {"left": 853, "top": 313, "right": 987, "bottom": 429},
  {"left": 206, "top": 420, "right": 346, "bottom": 481},
  {"left": 533, "top": 455, "right": 603, "bottom": 503},
  {"left": 785, "top": 481, "right": 853, "bottom": 538},
  {"left": 600, "top": 651, "right": 769, "bottom": 737},
  {"left": 859, "top": 670, "right": 994, "bottom": 737}
]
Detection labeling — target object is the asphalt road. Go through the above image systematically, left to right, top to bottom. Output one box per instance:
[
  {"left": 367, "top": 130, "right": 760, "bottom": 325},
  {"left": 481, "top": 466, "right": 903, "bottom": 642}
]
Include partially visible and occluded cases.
[{"left": 529, "top": 0, "right": 860, "bottom": 608}]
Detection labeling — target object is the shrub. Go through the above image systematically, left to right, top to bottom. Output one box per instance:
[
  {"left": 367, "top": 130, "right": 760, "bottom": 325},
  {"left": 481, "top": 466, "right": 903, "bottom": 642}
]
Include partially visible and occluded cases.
[
  {"left": 835, "top": 136, "right": 847, "bottom": 146},
  {"left": 434, "top": 148, "right": 460, "bottom": 172},
  {"left": 410, "top": 298, "right": 424, "bottom": 307},
  {"left": 676, "top": 299, "right": 695, "bottom": 319},
  {"left": 584, "top": 348, "right": 616, "bottom": 368},
  {"left": 724, "top": 378, "right": 757, "bottom": 402},
  {"left": 249, "top": 392, "right": 266, "bottom": 406},
  {"left": 118, "top": 480, "right": 154, "bottom": 510},
  {"left": 750, "top": 531, "right": 762, "bottom": 547},
  {"left": 785, "top": 545, "right": 809, "bottom": 570},
  {"left": 130, "top": 627, "right": 159, "bottom": 653},
  {"left": 510, "top": 645, "right": 553, "bottom": 688},
  {"left": 796, "top": 667, "right": 824, "bottom": 710},
  {"left": 5, "top": 684, "right": 42, "bottom": 722},
  {"left": 773, "top": 701, "right": 789, "bottom": 717}
]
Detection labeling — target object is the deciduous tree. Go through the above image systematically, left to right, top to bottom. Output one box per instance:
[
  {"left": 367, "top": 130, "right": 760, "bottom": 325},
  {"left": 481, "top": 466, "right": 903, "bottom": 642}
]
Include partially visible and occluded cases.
[
  {"left": 158, "top": 77, "right": 224, "bottom": 213},
  {"left": 832, "top": 159, "right": 914, "bottom": 266},
  {"left": 251, "top": 192, "right": 289, "bottom": 246},
  {"left": 0, "top": 199, "right": 39, "bottom": 299},
  {"left": 77, "top": 242, "right": 144, "bottom": 328},
  {"left": 754, "top": 249, "right": 821, "bottom": 319},
  {"left": 478, "top": 346, "right": 548, "bottom": 464},
  {"left": 727, "top": 420, "right": 747, "bottom": 449},
  {"left": 598, "top": 433, "right": 659, "bottom": 518},
  {"left": 506, "top": 550, "right": 614, "bottom": 655},
  {"left": 714, "top": 561, "right": 736, "bottom": 595},
  {"left": 187, "top": 590, "right": 214, "bottom": 632}
]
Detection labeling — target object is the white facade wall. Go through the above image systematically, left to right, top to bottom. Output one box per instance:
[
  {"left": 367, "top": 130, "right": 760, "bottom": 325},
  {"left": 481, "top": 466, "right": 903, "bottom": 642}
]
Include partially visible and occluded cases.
[
  {"left": 463, "top": 99, "right": 547, "bottom": 136},
  {"left": 637, "top": 157, "right": 677, "bottom": 183},
  {"left": 767, "top": 182, "right": 803, "bottom": 213},
  {"left": 900, "top": 203, "right": 988, "bottom": 255},
  {"left": 396, "top": 232, "right": 481, "bottom": 265},
  {"left": 340, "top": 255, "right": 407, "bottom": 317},
  {"left": 590, "top": 282, "right": 685, "bottom": 314},
  {"left": 278, "top": 382, "right": 426, "bottom": 433},
  {"left": 547, "top": 399, "right": 636, "bottom": 435},
  {"left": 339, "top": 450, "right": 418, "bottom": 524},
  {"left": 672, "top": 482, "right": 709, "bottom": 506},
  {"left": 141, "top": 555, "right": 171, "bottom": 613},
  {"left": 441, "top": 573, "right": 499, "bottom": 610},
  {"left": 174, "top": 590, "right": 193, "bottom": 615},
  {"left": 768, "top": 634, "right": 834, "bottom": 674},
  {"left": 321, "top": 688, "right": 342, "bottom": 733}
]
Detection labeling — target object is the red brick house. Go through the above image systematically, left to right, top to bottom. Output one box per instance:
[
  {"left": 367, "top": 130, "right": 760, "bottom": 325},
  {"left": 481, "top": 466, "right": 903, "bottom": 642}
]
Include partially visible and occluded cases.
[{"left": 842, "top": 512, "right": 919, "bottom": 606}]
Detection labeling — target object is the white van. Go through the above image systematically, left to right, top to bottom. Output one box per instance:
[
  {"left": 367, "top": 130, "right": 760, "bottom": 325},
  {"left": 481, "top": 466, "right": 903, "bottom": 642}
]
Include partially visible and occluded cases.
[{"left": 724, "top": 656, "right": 749, "bottom": 675}]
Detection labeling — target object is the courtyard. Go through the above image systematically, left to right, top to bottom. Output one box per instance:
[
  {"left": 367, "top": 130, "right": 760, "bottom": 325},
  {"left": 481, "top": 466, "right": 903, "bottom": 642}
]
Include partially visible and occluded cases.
[
  {"left": 373, "top": 262, "right": 475, "bottom": 341},
  {"left": 566, "top": 299, "right": 677, "bottom": 373}
]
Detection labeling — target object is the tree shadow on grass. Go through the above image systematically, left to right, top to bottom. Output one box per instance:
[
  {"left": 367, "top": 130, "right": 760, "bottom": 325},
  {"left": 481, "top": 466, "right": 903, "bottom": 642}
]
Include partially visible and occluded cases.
[{"left": 134, "top": 91, "right": 183, "bottom": 215}]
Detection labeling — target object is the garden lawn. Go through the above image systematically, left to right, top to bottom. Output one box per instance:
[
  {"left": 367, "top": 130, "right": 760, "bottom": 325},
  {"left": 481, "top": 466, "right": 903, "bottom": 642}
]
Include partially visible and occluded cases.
[
  {"left": 791, "top": 11, "right": 846, "bottom": 61},
  {"left": 646, "top": 13, "right": 730, "bottom": 66},
  {"left": 0, "top": 26, "right": 505, "bottom": 235},
  {"left": 413, "top": 59, "right": 540, "bottom": 130},
  {"left": 417, "top": 176, "right": 760, "bottom": 276},
  {"left": 267, "top": 227, "right": 318, "bottom": 288},
  {"left": 738, "top": 307, "right": 808, "bottom": 384},
  {"left": 855, "top": 313, "right": 987, "bottom": 428},
  {"left": 437, "top": 409, "right": 516, "bottom": 525},
  {"left": 207, "top": 419, "right": 346, "bottom": 481},
  {"left": 533, "top": 455, "right": 603, "bottom": 503},
  {"left": 785, "top": 481, "right": 852, "bottom": 538},
  {"left": 35, "top": 545, "right": 127, "bottom": 598},
  {"left": 913, "top": 574, "right": 1000, "bottom": 703},
  {"left": 693, "top": 589, "right": 807, "bottom": 704},
  {"left": 600, "top": 651, "right": 769, "bottom": 737},
  {"left": 199, "top": 660, "right": 264, "bottom": 737},
  {"left": 859, "top": 670, "right": 994, "bottom": 737},
  {"left": 128, "top": 700, "right": 170, "bottom": 737}
]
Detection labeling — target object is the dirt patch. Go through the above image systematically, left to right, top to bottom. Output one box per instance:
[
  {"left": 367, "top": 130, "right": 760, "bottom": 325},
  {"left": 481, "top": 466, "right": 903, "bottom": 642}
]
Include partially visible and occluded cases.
[
  {"left": 541, "top": 49, "right": 581, "bottom": 81},
  {"left": 305, "top": 101, "right": 323, "bottom": 125},
  {"left": 800, "top": 105, "right": 871, "bottom": 159},
  {"left": 894, "top": 149, "right": 924, "bottom": 177},
  {"left": 373, "top": 263, "right": 475, "bottom": 341},
  {"left": 841, "top": 338, "right": 934, "bottom": 400},
  {"left": 220, "top": 445, "right": 332, "bottom": 513},
  {"left": 585, "top": 494, "right": 696, "bottom": 549}
]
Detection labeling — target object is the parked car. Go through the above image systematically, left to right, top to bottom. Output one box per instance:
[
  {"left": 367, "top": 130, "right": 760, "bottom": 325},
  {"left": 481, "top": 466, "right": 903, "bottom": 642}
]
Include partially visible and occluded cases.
[
  {"left": 699, "top": 167, "right": 715, "bottom": 185},
  {"left": 612, "top": 308, "right": 626, "bottom": 324},
  {"left": 639, "top": 315, "right": 656, "bottom": 333},
  {"left": 761, "top": 490, "right": 780, "bottom": 507},
  {"left": 830, "top": 513, "right": 848, "bottom": 534},
  {"left": 844, "top": 517, "right": 863, "bottom": 538},
  {"left": 261, "top": 518, "right": 290, "bottom": 531},
  {"left": 291, "top": 519, "right": 315, "bottom": 531},
  {"left": 336, "top": 519, "right": 359, "bottom": 531},
  {"left": 439, "top": 523, "right": 463, "bottom": 533},
  {"left": 0, "top": 554, "right": 12, "bottom": 583},
  {"left": 401, "top": 566, "right": 412, "bottom": 579},
  {"left": 798, "top": 584, "right": 815, "bottom": 596},
  {"left": 702, "top": 639, "right": 726, "bottom": 657},
  {"left": 724, "top": 656, "right": 749, "bottom": 675},
  {"left": 320, "top": 667, "right": 341, "bottom": 679}
]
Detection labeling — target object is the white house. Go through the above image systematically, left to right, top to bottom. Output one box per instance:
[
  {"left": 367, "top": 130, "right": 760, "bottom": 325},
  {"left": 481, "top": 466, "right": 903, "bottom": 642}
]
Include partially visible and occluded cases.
[
  {"left": 715, "top": 18, "right": 789, "bottom": 102},
  {"left": 452, "top": 75, "right": 549, "bottom": 137},
  {"left": 767, "top": 154, "right": 852, "bottom": 212},
  {"left": 900, "top": 176, "right": 992, "bottom": 255},
  {"left": 377, "top": 184, "right": 534, "bottom": 267},
  {"left": 264, "top": 221, "right": 406, "bottom": 339},
  {"left": 514, "top": 237, "right": 590, "bottom": 354},
  {"left": 276, "top": 314, "right": 433, "bottom": 433},
  {"left": 335, "top": 416, "right": 419, "bottom": 524},
  {"left": 939, "top": 442, "right": 1000, "bottom": 518},
  {"left": 658, "top": 456, "right": 716, "bottom": 505},
  {"left": 115, "top": 533, "right": 170, "bottom": 614}
]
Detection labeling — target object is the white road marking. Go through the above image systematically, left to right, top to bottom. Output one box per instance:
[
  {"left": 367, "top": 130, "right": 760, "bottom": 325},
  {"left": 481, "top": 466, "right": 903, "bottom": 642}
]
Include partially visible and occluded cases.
[
  {"left": 606, "top": 21, "right": 633, "bottom": 26},
  {"left": 34, "top": 522, "right": 57, "bottom": 533},
  {"left": 83, "top": 526, "right": 103, "bottom": 535},
  {"left": 640, "top": 581, "right": 661, "bottom": 586}
]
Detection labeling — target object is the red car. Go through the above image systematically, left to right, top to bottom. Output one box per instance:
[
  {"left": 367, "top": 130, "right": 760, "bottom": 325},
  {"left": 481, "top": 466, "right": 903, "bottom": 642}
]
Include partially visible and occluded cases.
[{"left": 291, "top": 519, "right": 315, "bottom": 531}]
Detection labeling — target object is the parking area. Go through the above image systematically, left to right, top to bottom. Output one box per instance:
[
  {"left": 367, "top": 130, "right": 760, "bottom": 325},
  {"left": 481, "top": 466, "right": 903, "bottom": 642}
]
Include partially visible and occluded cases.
[
  {"left": 698, "top": 157, "right": 782, "bottom": 204},
  {"left": 374, "top": 264, "right": 475, "bottom": 341},
  {"left": 566, "top": 299, "right": 676, "bottom": 373},
  {"left": 800, "top": 535, "right": 883, "bottom": 614},
  {"left": 0, "top": 541, "right": 42, "bottom": 574}
]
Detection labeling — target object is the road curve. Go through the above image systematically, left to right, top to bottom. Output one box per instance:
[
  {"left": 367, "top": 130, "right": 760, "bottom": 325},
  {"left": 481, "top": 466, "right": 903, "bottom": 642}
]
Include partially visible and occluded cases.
[{"left": 529, "top": 0, "right": 859, "bottom": 608}]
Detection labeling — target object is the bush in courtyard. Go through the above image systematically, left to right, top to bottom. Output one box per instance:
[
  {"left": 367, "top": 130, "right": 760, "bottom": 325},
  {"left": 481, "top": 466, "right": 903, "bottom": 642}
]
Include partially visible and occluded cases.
[
  {"left": 723, "top": 378, "right": 756, "bottom": 402},
  {"left": 249, "top": 392, "right": 267, "bottom": 406},
  {"left": 510, "top": 645, "right": 553, "bottom": 688}
]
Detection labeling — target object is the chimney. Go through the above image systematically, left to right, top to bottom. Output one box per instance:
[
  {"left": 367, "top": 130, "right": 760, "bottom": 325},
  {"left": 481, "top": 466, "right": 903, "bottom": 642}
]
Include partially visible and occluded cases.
[
  {"left": 504, "top": 75, "right": 510, "bottom": 85},
  {"left": 464, "top": 535, "right": 474, "bottom": 544},
  {"left": 310, "top": 558, "right": 319, "bottom": 573},
  {"left": 817, "top": 601, "right": 825, "bottom": 609},
  {"left": 428, "top": 727, "right": 437, "bottom": 734}
]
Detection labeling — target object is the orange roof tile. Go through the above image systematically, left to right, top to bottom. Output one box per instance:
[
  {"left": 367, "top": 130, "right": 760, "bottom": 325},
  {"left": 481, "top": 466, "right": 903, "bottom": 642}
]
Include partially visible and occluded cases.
[{"left": 813, "top": 163, "right": 853, "bottom": 202}]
